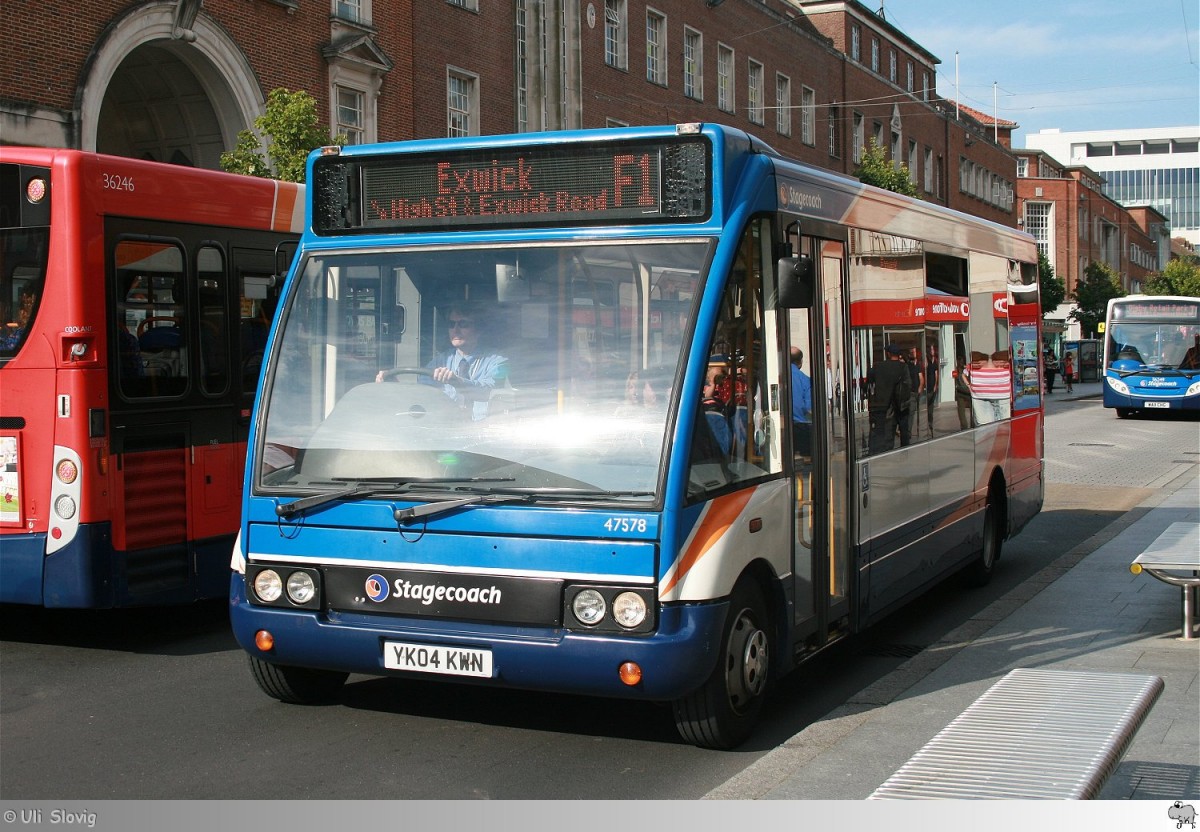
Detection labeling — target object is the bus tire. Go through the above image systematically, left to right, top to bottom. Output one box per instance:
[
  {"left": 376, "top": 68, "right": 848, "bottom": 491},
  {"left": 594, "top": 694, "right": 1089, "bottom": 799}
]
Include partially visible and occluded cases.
[
  {"left": 1116, "top": 408, "right": 1131, "bottom": 419},
  {"left": 966, "top": 496, "right": 1004, "bottom": 588},
  {"left": 672, "top": 578, "right": 771, "bottom": 749},
  {"left": 248, "top": 655, "right": 348, "bottom": 704}
]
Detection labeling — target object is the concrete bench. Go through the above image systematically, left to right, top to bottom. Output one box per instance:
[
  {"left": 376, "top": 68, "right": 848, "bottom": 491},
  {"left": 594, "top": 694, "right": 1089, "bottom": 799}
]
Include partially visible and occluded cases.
[
  {"left": 1131, "top": 521, "right": 1200, "bottom": 640},
  {"left": 869, "top": 668, "right": 1163, "bottom": 799}
]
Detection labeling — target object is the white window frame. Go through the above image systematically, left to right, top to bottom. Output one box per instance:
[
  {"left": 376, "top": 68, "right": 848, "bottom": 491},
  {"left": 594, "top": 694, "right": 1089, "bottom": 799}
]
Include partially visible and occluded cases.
[
  {"left": 334, "top": 0, "right": 368, "bottom": 23},
  {"left": 446, "top": 0, "right": 478, "bottom": 10},
  {"left": 605, "top": 0, "right": 627, "bottom": 70},
  {"left": 646, "top": 8, "right": 667, "bottom": 86},
  {"left": 850, "top": 24, "right": 861, "bottom": 62},
  {"left": 684, "top": 26, "right": 703, "bottom": 100},
  {"left": 871, "top": 38, "right": 879, "bottom": 73},
  {"left": 717, "top": 43, "right": 735, "bottom": 114},
  {"left": 889, "top": 50, "right": 897, "bottom": 83},
  {"left": 747, "top": 59, "right": 764, "bottom": 125},
  {"left": 327, "top": 61, "right": 380, "bottom": 145},
  {"left": 906, "top": 62, "right": 914, "bottom": 93},
  {"left": 447, "top": 68, "right": 479, "bottom": 137},
  {"left": 775, "top": 73, "right": 791, "bottom": 136},
  {"left": 335, "top": 85, "right": 365, "bottom": 146},
  {"left": 800, "top": 86, "right": 815, "bottom": 145},
  {"left": 828, "top": 106, "right": 841, "bottom": 158},
  {"left": 852, "top": 111, "right": 864, "bottom": 164},
  {"left": 924, "top": 147, "right": 933, "bottom": 192},
  {"left": 1024, "top": 201, "right": 1054, "bottom": 261}
]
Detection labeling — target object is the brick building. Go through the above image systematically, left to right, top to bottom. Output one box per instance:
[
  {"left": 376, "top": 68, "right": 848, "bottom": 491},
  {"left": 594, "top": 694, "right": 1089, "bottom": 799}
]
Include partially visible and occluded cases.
[{"left": 1, "top": 0, "right": 1017, "bottom": 227}]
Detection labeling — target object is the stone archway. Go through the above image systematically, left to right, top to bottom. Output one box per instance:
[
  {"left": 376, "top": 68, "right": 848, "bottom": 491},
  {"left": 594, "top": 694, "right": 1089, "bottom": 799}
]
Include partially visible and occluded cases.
[{"left": 79, "top": 2, "right": 263, "bottom": 170}]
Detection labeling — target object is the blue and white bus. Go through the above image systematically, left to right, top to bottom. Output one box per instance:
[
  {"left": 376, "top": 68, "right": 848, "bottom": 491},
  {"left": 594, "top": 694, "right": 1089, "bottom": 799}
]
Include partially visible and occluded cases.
[
  {"left": 230, "top": 124, "right": 1043, "bottom": 748},
  {"left": 1103, "top": 295, "right": 1200, "bottom": 417}
]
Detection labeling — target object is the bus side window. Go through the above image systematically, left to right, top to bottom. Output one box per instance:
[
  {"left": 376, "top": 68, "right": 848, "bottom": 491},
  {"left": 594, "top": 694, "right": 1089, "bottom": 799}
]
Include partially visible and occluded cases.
[{"left": 115, "top": 240, "right": 187, "bottom": 398}]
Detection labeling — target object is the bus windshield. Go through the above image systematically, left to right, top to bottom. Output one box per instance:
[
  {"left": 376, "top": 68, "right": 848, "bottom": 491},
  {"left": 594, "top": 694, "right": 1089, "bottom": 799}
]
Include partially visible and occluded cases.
[
  {"left": 0, "top": 228, "right": 49, "bottom": 359},
  {"left": 258, "top": 239, "right": 710, "bottom": 500},
  {"left": 1106, "top": 321, "right": 1200, "bottom": 372}
]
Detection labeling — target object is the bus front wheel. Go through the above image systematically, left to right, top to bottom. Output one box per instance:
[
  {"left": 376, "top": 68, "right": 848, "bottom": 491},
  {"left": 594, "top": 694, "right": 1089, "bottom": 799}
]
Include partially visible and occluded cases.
[
  {"left": 1116, "top": 408, "right": 1132, "bottom": 418},
  {"left": 672, "top": 578, "right": 771, "bottom": 750},
  {"left": 249, "top": 655, "right": 348, "bottom": 704}
]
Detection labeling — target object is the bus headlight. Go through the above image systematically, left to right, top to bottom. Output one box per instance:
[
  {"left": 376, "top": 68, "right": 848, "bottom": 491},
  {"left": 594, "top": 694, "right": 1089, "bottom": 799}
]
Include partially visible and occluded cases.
[
  {"left": 1106, "top": 377, "right": 1130, "bottom": 395},
  {"left": 1187, "top": 380, "right": 1200, "bottom": 397},
  {"left": 253, "top": 569, "right": 283, "bottom": 603},
  {"left": 286, "top": 571, "right": 317, "bottom": 605},
  {"left": 571, "top": 589, "right": 606, "bottom": 626},
  {"left": 612, "top": 591, "right": 648, "bottom": 629}
]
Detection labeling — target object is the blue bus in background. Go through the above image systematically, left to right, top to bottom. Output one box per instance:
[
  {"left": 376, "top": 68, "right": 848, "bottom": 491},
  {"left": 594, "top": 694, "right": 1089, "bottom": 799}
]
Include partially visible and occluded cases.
[
  {"left": 229, "top": 124, "right": 1043, "bottom": 748},
  {"left": 1103, "top": 295, "right": 1200, "bottom": 417}
]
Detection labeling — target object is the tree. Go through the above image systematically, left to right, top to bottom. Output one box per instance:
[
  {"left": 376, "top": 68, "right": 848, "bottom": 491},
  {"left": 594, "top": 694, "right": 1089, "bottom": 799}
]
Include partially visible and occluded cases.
[
  {"left": 220, "top": 88, "right": 344, "bottom": 183},
  {"left": 853, "top": 138, "right": 919, "bottom": 197},
  {"left": 1038, "top": 251, "right": 1066, "bottom": 316},
  {"left": 1142, "top": 257, "right": 1200, "bottom": 298},
  {"left": 1070, "top": 262, "right": 1124, "bottom": 338}
]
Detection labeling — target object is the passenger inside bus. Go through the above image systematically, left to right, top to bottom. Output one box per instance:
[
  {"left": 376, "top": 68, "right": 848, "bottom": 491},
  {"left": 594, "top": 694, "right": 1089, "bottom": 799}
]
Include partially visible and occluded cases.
[{"left": 0, "top": 287, "right": 35, "bottom": 350}]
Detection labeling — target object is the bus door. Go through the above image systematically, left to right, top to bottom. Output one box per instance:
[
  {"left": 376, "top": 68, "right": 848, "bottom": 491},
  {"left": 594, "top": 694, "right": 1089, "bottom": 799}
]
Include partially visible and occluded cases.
[{"left": 788, "top": 236, "right": 851, "bottom": 648}]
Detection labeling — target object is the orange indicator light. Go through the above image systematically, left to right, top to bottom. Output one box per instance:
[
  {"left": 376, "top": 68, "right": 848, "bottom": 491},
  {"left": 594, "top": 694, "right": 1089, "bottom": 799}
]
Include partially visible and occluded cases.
[
  {"left": 255, "top": 630, "right": 275, "bottom": 652},
  {"left": 619, "top": 661, "right": 642, "bottom": 686}
]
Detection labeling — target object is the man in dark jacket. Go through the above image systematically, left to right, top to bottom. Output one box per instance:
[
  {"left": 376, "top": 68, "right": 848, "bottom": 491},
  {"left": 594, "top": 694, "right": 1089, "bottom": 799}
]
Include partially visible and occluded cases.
[{"left": 868, "top": 343, "right": 911, "bottom": 454}]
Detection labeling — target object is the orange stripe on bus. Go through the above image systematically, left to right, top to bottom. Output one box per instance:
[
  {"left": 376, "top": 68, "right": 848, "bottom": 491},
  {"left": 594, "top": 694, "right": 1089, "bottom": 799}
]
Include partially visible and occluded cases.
[
  {"left": 273, "top": 183, "right": 300, "bottom": 232},
  {"left": 661, "top": 488, "right": 754, "bottom": 596}
]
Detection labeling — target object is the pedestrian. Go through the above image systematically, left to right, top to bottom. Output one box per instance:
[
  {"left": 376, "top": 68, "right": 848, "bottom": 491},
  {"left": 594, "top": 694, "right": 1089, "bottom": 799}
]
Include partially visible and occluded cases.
[
  {"left": 868, "top": 343, "right": 910, "bottom": 454},
  {"left": 1043, "top": 350, "right": 1058, "bottom": 394},
  {"left": 1062, "top": 352, "right": 1074, "bottom": 393},
  {"left": 954, "top": 356, "right": 973, "bottom": 430}
]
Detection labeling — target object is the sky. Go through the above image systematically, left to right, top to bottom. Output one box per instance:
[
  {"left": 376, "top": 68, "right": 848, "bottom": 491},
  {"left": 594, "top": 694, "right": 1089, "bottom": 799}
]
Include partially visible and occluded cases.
[{"left": 873, "top": 0, "right": 1199, "bottom": 145}]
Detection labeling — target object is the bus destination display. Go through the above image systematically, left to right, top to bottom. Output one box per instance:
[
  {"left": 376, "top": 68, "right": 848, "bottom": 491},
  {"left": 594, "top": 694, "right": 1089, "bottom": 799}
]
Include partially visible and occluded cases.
[
  {"left": 313, "top": 138, "right": 710, "bottom": 233},
  {"left": 1112, "top": 301, "right": 1200, "bottom": 321}
]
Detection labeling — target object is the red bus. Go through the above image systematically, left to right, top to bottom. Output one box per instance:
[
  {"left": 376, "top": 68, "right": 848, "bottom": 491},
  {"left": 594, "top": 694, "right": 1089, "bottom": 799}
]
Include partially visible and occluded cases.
[{"left": 0, "top": 148, "right": 302, "bottom": 607}]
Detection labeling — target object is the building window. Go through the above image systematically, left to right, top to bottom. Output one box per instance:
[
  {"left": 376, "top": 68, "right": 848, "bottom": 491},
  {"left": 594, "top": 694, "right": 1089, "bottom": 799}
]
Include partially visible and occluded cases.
[
  {"left": 335, "top": 0, "right": 363, "bottom": 23},
  {"left": 447, "top": 0, "right": 478, "bottom": 9},
  {"left": 605, "top": 1, "right": 627, "bottom": 70},
  {"left": 646, "top": 9, "right": 667, "bottom": 86},
  {"left": 850, "top": 24, "right": 861, "bottom": 62},
  {"left": 684, "top": 27, "right": 703, "bottom": 100},
  {"left": 871, "top": 38, "right": 879, "bottom": 73},
  {"left": 717, "top": 44, "right": 735, "bottom": 113},
  {"left": 889, "top": 51, "right": 897, "bottom": 83},
  {"left": 747, "top": 60, "right": 764, "bottom": 125},
  {"left": 906, "top": 62, "right": 914, "bottom": 92},
  {"left": 447, "top": 70, "right": 478, "bottom": 137},
  {"left": 923, "top": 71, "right": 931, "bottom": 101},
  {"left": 775, "top": 74, "right": 791, "bottom": 136},
  {"left": 335, "top": 86, "right": 364, "bottom": 145},
  {"left": 801, "top": 86, "right": 815, "bottom": 145},
  {"left": 829, "top": 106, "right": 841, "bottom": 158},
  {"left": 853, "top": 112, "right": 864, "bottom": 163},
  {"left": 606, "top": 117, "right": 629, "bottom": 128},
  {"left": 873, "top": 121, "right": 883, "bottom": 149},
  {"left": 891, "top": 131, "right": 901, "bottom": 166},
  {"left": 908, "top": 139, "right": 918, "bottom": 185},
  {"left": 924, "top": 147, "right": 933, "bottom": 192},
  {"left": 1017, "top": 157, "right": 1028, "bottom": 177},
  {"left": 960, "top": 158, "right": 972, "bottom": 193},
  {"left": 1025, "top": 202, "right": 1053, "bottom": 260}
]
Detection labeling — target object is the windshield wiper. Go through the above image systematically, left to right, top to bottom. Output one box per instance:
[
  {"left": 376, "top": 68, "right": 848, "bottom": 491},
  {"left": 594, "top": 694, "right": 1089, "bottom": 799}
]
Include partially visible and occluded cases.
[
  {"left": 275, "top": 476, "right": 515, "bottom": 519},
  {"left": 393, "top": 494, "right": 529, "bottom": 524}
]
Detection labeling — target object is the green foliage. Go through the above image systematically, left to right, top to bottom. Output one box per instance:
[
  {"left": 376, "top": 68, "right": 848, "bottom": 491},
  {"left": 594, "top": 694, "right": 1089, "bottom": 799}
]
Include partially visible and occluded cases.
[
  {"left": 220, "top": 88, "right": 344, "bottom": 182},
  {"left": 853, "top": 138, "right": 919, "bottom": 197},
  {"left": 1038, "top": 251, "right": 1066, "bottom": 315},
  {"left": 1142, "top": 257, "right": 1200, "bottom": 298},
  {"left": 1070, "top": 262, "right": 1124, "bottom": 338}
]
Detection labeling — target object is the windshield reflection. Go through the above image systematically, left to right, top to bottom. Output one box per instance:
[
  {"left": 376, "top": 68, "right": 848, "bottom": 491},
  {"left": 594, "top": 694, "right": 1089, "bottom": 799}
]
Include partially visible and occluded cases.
[{"left": 259, "top": 240, "right": 710, "bottom": 501}]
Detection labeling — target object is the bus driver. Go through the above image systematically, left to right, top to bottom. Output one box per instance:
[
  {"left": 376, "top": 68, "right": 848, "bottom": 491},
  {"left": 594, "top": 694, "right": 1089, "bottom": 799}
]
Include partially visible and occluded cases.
[{"left": 376, "top": 302, "right": 509, "bottom": 420}]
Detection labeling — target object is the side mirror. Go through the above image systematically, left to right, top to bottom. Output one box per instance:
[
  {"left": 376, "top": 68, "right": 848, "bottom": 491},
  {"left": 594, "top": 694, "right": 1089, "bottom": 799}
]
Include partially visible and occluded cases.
[{"left": 776, "top": 254, "right": 814, "bottom": 309}]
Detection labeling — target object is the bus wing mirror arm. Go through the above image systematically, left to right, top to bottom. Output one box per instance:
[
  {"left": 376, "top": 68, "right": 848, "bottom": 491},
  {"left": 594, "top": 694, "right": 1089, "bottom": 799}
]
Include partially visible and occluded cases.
[{"left": 776, "top": 254, "right": 815, "bottom": 309}]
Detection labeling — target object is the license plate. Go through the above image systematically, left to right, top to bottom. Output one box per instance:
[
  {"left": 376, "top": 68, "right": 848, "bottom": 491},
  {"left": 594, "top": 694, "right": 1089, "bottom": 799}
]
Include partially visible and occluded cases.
[
  {"left": 1145, "top": 401, "right": 1170, "bottom": 409},
  {"left": 384, "top": 641, "right": 493, "bottom": 678}
]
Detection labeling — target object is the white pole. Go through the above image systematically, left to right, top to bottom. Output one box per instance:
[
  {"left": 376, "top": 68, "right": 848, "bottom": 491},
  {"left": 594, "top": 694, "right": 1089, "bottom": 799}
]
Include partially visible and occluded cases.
[
  {"left": 955, "top": 52, "right": 960, "bottom": 120},
  {"left": 993, "top": 82, "right": 998, "bottom": 141}
]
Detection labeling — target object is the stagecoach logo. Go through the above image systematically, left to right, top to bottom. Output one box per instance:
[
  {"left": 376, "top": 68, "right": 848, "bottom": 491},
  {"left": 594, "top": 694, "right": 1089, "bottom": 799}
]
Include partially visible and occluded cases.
[
  {"left": 779, "top": 184, "right": 823, "bottom": 213},
  {"left": 1139, "top": 378, "right": 1176, "bottom": 388},
  {"left": 365, "top": 573, "right": 390, "bottom": 603}
]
